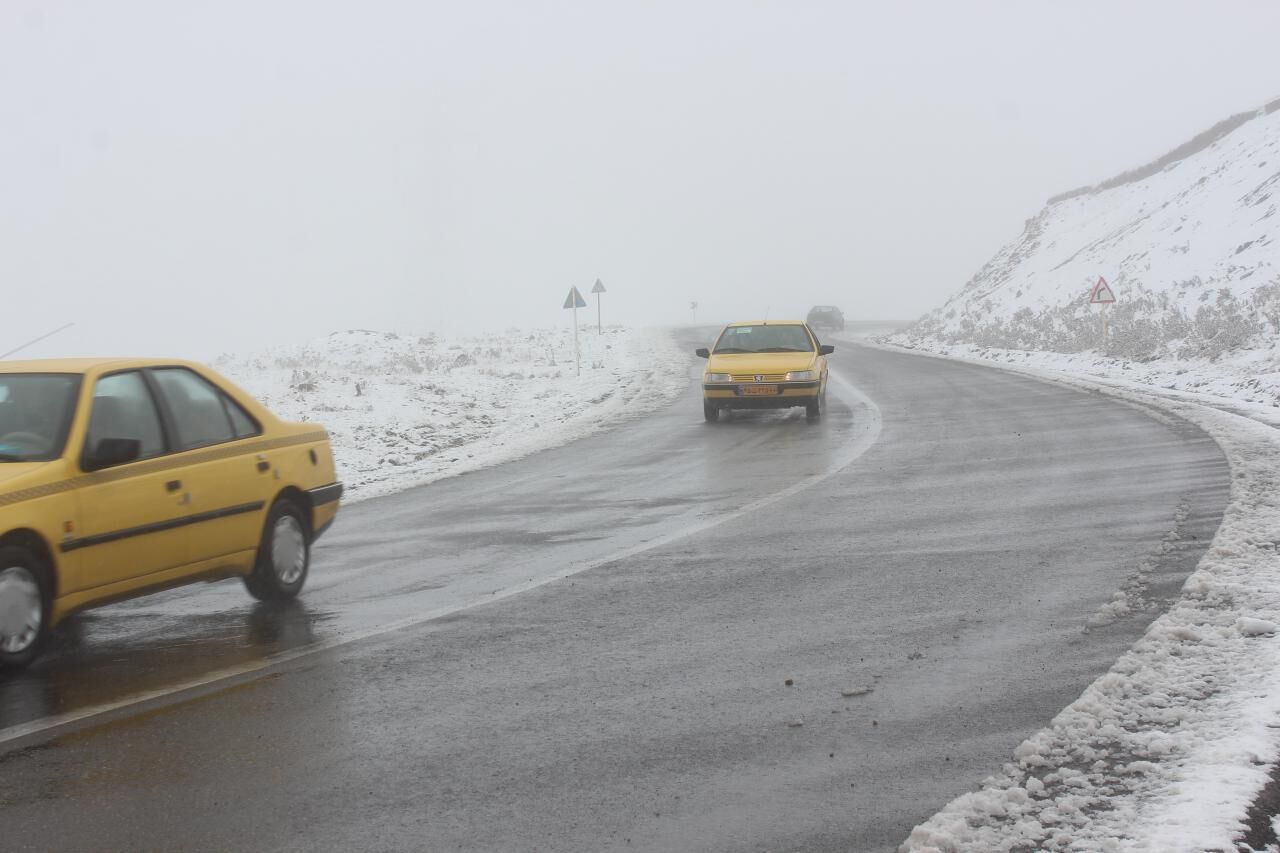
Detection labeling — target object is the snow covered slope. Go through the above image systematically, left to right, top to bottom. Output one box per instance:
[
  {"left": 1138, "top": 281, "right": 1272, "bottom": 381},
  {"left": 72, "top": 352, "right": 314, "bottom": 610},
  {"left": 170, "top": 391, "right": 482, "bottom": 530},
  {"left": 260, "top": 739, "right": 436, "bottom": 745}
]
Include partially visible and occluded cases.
[
  {"left": 894, "top": 97, "right": 1280, "bottom": 363},
  {"left": 215, "top": 326, "right": 689, "bottom": 501}
]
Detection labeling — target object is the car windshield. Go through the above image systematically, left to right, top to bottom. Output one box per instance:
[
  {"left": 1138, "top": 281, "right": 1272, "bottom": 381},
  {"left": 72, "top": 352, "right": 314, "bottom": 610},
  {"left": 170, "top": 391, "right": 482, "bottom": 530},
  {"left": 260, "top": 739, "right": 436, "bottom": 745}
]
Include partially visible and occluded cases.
[
  {"left": 713, "top": 325, "right": 814, "bottom": 354},
  {"left": 0, "top": 374, "right": 82, "bottom": 462}
]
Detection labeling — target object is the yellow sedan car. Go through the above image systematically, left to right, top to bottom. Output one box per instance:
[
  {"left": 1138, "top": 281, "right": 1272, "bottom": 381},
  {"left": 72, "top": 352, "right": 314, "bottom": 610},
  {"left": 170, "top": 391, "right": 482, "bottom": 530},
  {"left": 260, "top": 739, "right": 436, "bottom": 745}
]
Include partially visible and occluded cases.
[
  {"left": 696, "top": 321, "right": 834, "bottom": 422},
  {"left": 0, "top": 358, "right": 342, "bottom": 667}
]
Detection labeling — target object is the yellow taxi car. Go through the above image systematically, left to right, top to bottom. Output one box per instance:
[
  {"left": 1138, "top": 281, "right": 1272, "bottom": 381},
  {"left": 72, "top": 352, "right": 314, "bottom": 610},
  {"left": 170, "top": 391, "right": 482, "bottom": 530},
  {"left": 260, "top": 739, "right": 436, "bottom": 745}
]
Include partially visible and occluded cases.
[
  {"left": 695, "top": 321, "right": 834, "bottom": 423},
  {"left": 0, "top": 358, "right": 342, "bottom": 667}
]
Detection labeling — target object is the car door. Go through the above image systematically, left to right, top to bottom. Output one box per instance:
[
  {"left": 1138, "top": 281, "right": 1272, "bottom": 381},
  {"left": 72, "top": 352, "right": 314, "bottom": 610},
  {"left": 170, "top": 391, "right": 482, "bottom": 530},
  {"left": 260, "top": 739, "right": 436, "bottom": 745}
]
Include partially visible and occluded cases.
[
  {"left": 148, "top": 367, "right": 272, "bottom": 567},
  {"left": 68, "top": 370, "right": 191, "bottom": 593}
]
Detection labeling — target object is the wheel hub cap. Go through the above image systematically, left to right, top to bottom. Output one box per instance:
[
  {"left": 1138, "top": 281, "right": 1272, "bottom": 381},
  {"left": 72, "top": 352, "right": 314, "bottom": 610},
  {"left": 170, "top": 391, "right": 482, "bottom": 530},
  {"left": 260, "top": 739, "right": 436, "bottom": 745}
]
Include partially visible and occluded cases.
[
  {"left": 271, "top": 517, "right": 306, "bottom": 585},
  {"left": 0, "top": 566, "right": 41, "bottom": 654}
]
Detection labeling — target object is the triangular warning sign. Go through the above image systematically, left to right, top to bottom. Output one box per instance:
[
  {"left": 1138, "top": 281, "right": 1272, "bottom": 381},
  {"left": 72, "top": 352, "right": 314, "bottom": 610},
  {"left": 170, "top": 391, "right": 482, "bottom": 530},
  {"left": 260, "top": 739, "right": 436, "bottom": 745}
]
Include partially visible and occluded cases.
[
  {"left": 1089, "top": 276, "right": 1116, "bottom": 304},
  {"left": 591, "top": 278, "right": 606, "bottom": 294},
  {"left": 563, "top": 286, "right": 587, "bottom": 309}
]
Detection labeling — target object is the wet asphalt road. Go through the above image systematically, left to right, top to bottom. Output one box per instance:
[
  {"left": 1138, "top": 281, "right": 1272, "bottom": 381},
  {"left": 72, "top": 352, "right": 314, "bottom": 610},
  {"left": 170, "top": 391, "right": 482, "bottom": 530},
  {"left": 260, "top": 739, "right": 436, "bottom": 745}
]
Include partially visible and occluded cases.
[{"left": 0, "top": 335, "right": 1229, "bottom": 852}]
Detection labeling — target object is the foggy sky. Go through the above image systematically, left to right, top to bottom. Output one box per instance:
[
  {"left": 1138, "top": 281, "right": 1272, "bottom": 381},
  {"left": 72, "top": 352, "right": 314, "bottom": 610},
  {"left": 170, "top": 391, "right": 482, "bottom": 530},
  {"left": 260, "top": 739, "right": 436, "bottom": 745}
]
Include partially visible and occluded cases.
[{"left": 4, "top": 1, "right": 1278, "bottom": 360}]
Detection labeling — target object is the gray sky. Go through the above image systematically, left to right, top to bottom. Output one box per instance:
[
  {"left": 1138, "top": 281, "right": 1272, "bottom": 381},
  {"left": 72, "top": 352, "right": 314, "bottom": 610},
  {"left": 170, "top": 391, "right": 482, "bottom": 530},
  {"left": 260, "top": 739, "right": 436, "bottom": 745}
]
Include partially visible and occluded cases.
[{"left": 4, "top": 1, "right": 1278, "bottom": 359}]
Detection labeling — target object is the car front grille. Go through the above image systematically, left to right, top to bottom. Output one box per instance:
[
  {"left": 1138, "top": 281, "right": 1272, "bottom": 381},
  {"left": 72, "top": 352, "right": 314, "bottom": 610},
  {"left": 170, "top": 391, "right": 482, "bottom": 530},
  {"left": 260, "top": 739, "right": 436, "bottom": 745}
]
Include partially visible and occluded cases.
[{"left": 730, "top": 373, "right": 787, "bottom": 382}]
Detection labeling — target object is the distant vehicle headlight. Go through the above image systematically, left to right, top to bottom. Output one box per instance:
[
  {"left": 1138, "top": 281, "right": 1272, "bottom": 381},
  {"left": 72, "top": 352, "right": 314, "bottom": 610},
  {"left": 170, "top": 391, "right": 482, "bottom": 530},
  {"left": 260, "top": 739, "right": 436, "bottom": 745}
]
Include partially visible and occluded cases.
[
  {"left": 785, "top": 370, "right": 815, "bottom": 381},
  {"left": 705, "top": 372, "right": 732, "bottom": 382}
]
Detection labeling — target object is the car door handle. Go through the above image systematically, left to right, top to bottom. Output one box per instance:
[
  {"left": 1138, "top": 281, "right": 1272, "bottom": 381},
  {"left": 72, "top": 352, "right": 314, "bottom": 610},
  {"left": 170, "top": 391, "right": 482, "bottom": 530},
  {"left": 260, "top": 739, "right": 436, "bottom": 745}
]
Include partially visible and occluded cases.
[
  {"left": 257, "top": 460, "right": 270, "bottom": 473},
  {"left": 166, "top": 480, "right": 182, "bottom": 492}
]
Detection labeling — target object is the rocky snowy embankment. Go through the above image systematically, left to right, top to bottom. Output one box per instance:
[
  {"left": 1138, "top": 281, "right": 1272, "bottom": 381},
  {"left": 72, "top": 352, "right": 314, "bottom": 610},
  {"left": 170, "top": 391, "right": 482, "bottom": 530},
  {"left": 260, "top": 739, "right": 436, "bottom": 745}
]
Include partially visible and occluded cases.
[
  {"left": 891, "top": 97, "right": 1280, "bottom": 378},
  {"left": 887, "top": 98, "right": 1280, "bottom": 851},
  {"left": 215, "top": 326, "right": 689, "bottom": 502}
]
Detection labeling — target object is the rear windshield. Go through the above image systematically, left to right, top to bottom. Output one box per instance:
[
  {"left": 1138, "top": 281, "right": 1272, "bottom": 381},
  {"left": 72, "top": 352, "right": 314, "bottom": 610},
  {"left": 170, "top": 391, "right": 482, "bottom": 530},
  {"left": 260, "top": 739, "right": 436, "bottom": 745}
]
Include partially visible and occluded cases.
[
  {"left": 713, "top": 325, "right": 814, "bottom": 354},
  {"left": 0, "top": 373, "right": 82, "bottom": 462}
]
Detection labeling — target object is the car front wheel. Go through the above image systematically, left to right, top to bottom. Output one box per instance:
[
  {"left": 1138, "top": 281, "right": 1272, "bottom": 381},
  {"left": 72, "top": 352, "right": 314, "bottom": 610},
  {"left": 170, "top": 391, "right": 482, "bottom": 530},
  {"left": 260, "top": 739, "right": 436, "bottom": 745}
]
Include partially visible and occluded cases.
[
  {"left": 806, "top": 388, "right": 825, "bottom": 421},
  {"left": 703, "top": 400, "right": 720, "bottom": 423},
  {"left": 245, "top": 499, "right": 311, "bottom": 601},
  {"left": 0, "top": 546, "right": 51, "bottom": 669}
]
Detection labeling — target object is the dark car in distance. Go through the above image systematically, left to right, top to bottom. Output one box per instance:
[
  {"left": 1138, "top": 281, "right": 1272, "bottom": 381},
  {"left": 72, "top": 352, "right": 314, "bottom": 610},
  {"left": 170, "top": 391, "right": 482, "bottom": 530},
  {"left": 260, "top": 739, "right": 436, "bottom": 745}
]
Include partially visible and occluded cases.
[{"left": 806, "top": 305, "right": 845, "bottom": 331}]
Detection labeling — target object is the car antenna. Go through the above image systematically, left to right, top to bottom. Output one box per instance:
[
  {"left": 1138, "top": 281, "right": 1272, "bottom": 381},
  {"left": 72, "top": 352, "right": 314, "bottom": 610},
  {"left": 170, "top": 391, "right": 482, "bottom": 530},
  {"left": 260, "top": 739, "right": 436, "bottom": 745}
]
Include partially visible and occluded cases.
[
  {"left": 762, "top": 306, "right": 770, "bottom": 326},
  {"left": 0, "top": 322, "right": 75, "bottom": 360}
]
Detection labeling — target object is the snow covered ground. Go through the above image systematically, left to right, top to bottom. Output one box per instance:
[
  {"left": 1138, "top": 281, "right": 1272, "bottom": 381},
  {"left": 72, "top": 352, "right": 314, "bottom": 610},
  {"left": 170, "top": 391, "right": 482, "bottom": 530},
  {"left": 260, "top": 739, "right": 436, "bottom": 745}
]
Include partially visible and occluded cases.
[{"left": 214, "top": 326, "right": 690, "bottom": 501}]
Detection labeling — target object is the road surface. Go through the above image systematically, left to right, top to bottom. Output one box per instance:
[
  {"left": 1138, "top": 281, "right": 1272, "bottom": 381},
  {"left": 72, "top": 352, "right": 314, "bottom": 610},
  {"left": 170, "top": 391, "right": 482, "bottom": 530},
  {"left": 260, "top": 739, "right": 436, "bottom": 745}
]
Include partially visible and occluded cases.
[{"left": 0, "top": 334, "right": 1229, "bottom": 852}]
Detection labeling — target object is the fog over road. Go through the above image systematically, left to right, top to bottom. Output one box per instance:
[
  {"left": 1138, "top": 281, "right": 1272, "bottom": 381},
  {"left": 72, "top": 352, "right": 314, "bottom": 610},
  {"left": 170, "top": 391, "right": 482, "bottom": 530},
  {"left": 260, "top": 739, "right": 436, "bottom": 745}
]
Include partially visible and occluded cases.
[{"left": 0, "top": 334, "right": 1229, "bottom": 852}]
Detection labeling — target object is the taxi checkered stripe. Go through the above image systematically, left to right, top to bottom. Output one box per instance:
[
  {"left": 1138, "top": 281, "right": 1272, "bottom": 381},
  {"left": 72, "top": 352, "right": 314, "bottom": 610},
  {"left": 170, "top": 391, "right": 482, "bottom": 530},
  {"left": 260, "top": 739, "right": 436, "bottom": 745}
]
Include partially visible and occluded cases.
[{"left": 0, "top": 430, "right": 329, "bottom": 509}]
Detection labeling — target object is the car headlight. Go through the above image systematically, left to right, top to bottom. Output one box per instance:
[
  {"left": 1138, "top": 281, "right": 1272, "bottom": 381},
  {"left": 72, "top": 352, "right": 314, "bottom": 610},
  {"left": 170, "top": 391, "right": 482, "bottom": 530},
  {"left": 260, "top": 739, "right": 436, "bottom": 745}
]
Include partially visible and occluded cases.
[
  {"left": 785, "top": 370, "right": 815, "bottom": 381},
  {"left": 705, "top": 372, "right": 732, "bottom": 383}
]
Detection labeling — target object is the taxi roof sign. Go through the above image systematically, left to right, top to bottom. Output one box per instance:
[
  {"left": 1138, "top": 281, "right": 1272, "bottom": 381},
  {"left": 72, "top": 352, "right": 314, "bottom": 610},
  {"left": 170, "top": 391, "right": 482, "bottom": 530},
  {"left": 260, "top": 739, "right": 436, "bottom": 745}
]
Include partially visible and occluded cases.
[
  {"left": 1089, "top": 276, "right": 1116, "bottom": 304},
  {"left": 564, "top": 286, "right": 587, "bottom": 309}
]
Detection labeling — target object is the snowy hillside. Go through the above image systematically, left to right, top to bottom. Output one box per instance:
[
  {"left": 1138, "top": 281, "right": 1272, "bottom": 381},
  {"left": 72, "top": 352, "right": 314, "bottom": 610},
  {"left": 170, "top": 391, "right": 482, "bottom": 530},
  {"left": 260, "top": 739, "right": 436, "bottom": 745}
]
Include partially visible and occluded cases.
[
  {"left": 893, "top": 97, "right": 1280, "bottom": 364},
  {"left": 214, "top": 326, "right": 689, "bottom": 501}
]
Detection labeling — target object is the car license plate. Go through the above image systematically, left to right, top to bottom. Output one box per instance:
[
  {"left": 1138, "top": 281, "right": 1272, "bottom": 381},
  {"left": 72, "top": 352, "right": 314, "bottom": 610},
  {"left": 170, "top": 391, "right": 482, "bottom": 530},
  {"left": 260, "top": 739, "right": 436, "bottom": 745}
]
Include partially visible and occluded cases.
[{"left": 741, "top": 384, "right": 779, "bottom": 396}]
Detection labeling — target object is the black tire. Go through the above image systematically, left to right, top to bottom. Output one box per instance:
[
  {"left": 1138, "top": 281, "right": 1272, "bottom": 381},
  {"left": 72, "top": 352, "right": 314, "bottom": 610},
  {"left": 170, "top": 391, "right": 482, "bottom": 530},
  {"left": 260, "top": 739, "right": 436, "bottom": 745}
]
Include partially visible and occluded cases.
[
  {"left": 806, "top": 386, "right": 825, "bottom": 422},
  {"left": 703, "top": 400, "right": 720, "bottom": 423},
  {"left": 244, "top": 499, "right": 311, "bottom": 601},
  {"left": 0, "top": 545, "right": 52, "bottom": 670}
]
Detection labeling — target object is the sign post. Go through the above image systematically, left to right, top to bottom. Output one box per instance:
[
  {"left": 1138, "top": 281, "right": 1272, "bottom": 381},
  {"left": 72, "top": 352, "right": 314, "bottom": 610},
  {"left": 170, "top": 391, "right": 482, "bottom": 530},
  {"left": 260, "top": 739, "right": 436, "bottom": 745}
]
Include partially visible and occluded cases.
[
  {"left": 1089, "top": 276, "right": 1117, "bottom": 348},
  {"left": 591, "top": 278, "right": 606, "bottom": 335},
  {"left": 563, "top": 286, "right": 587, "bottom": 375}
]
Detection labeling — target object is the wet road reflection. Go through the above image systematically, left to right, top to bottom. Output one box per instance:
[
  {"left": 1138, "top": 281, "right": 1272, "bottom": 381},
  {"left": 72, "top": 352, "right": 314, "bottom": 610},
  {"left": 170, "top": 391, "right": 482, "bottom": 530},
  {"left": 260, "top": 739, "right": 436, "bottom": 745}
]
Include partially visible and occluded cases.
[{"left": 1, "top": 601, "right": 327, "bottom": 730}]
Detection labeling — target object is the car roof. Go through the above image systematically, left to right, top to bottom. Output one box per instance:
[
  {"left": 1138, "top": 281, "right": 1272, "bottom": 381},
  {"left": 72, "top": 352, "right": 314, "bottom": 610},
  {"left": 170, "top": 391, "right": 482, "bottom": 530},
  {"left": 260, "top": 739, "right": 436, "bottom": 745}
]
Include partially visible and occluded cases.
[
  {"left": 725, "top": 320, "right": 806, "bottom": 327},
  {"left": 0, "top": 357, "right": 206, "bottom": 375}
]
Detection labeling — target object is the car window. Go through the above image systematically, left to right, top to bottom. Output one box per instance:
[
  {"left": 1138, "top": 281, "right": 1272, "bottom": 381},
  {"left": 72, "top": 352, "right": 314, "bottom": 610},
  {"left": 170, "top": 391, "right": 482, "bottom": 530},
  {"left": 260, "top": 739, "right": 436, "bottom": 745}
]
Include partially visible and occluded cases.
[
  {"left": 713, "top": 325, "right": 815, "bottom": 353},
  {"left": 151, "top": 368, "right": 237, "bottom": 450},
  {"left": 87, "top": 372, "right": 166, "bottom": 460},
  {"left": 0, "top": 374, "right": 82, "bottom": 462},
  {"left": 224, "top": 394, "right": 260, "bottom": 439}
]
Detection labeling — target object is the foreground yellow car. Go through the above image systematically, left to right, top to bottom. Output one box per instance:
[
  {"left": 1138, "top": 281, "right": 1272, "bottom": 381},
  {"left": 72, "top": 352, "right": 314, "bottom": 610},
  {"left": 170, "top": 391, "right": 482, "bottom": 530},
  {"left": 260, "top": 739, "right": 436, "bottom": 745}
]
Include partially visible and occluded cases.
[
  {"left": 696, "top": 321, "right": 834, "bottom": 422},
  {"left": 0, "top": 358, "right": 342, "bottom": 667}
]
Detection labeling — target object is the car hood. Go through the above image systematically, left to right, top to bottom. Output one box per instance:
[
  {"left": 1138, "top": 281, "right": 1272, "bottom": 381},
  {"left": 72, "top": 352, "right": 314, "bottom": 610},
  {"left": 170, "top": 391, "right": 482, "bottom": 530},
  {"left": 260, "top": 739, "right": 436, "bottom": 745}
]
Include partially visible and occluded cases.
[
  {"left": 705, "top": 352, "right": 818, "bottom": 374},
  {"left": 0, "top": 462, "right": 52, "bottom": 491}
]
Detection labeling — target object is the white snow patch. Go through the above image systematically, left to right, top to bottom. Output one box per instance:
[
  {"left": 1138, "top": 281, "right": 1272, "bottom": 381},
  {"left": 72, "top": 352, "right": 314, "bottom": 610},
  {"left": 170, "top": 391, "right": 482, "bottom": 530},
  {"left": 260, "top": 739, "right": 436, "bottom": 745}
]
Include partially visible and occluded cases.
[{"left": 215, "top": 326, "right": 689, "bottom": 502}]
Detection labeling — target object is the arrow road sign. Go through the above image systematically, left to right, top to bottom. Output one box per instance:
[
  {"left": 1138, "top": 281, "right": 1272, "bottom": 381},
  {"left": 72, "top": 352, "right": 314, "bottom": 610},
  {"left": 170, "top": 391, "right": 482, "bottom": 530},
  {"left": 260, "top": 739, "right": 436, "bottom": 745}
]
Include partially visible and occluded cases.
[
  {"left": 1089, "top": 277, "right": 1116, "bottom": 304},
  {"left": 591, "top": 279, "right": 606, "bottom": 334},
  {"left": 563, "top": 286, "right": 586, "bottom": 375}
]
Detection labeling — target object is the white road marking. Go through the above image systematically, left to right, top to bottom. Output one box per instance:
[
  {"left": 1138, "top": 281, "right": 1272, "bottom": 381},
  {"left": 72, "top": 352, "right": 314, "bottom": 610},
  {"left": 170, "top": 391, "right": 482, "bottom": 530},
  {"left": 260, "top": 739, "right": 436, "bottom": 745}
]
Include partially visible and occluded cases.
[{"left": 0, "top": 372, "right": 882, "bottom": 747}]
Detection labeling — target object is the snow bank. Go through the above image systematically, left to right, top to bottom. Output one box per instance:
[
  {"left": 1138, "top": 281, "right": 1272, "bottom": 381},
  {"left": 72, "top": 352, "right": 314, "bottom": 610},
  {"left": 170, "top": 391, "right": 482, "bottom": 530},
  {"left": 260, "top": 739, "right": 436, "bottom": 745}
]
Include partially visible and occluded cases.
[
  {"left": 894, "top": 99, "right": 1280, "bottom": 362},
  {"left": 215, "top": 326, "right": 689, "bottom": 501},
  {"left": 885, "top": 343, "right": 1280, "bottom": 852}
]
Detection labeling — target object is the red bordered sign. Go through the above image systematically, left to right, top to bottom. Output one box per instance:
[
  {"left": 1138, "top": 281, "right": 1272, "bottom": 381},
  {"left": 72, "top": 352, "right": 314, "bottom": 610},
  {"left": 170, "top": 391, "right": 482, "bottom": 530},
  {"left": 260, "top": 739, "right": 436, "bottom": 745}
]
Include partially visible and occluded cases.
[{"left": 1089, "top": 276, "right": 1116, "bottom": 304}]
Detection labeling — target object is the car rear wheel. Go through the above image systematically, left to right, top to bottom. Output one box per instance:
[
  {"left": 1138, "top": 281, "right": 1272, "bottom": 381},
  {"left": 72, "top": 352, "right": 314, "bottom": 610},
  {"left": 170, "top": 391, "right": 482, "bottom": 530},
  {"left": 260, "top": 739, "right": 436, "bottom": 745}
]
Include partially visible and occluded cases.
[
  {"left": 703, "top": 400, "right": 720, "bottom": 423},
  {"left": 244, "top": 499, "right": 311, "bottom": 601},
  {"left": 0, "top": 546, "right": 51, "bottom": 669}
]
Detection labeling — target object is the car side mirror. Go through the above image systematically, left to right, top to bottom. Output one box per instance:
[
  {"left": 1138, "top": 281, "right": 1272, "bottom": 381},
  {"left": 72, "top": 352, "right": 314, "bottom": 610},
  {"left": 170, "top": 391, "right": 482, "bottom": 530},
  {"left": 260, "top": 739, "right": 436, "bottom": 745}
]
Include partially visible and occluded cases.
[
  {"left": 819, "top": 345, "right": 835, "bottom": 355},
  {"left": 695, "top": 348, "right": 710, "bottom": 359},
  {"left": 86, "top": 437, "right": 142, "bottom": 471}
]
